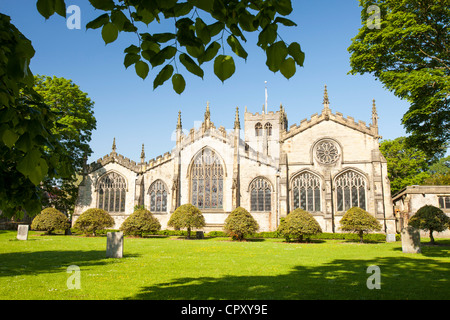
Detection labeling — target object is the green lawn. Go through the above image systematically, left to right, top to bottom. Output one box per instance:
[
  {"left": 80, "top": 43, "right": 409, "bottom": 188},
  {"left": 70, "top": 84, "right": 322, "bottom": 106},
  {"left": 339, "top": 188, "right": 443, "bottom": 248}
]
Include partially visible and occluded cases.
[{"left": 0, "top": 230, "right": 448, "bottom": 300}]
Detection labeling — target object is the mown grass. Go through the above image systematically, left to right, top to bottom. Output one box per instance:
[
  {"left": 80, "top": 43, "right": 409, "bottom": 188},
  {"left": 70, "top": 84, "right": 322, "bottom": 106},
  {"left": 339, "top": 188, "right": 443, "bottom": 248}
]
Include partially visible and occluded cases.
[{"left": 0, "top": 230, "right": 448, "bottom": 300}]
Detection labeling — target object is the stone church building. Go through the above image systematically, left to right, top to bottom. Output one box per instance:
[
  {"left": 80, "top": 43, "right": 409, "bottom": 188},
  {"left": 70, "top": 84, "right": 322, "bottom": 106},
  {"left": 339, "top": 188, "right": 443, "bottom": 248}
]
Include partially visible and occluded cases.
[{"left": 74, "top": 86, "right": 395, "bottom": 234}]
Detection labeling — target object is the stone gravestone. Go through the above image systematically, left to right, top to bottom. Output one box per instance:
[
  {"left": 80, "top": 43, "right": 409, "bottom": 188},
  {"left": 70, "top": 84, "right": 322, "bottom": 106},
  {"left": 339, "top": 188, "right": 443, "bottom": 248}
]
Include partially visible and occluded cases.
[
  {"left": 17, "top": 225, "right": 29, "bottom": 241},
  {"left": 401, "top": 226, "right": 421, "bottom": 253},
  {"left": 196, "top": 231, "right": 204, "bottom": 239},
  {"left": 106, "top": 232, "right": 123, "bottom": 258},
  {"left": 386, "top": 234, "right": 396, "bottom": 242}
]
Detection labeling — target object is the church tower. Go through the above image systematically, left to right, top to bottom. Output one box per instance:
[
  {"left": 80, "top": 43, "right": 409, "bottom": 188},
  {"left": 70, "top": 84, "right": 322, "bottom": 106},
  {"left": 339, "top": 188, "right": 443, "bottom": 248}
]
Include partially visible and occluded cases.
[{"left": 243, "top": 106, "right": 283, "bottom": 159}]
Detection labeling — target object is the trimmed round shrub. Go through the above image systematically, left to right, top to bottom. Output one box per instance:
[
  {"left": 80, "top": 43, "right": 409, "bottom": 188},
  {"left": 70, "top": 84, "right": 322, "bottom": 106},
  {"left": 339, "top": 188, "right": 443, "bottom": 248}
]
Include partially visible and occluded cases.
[
  {"left": 168, "top": 204, "right": 205, "bottom": 239},
  {"left": 408, "top": 205, "right": 449, "bottom": 244},
  {"left": 31, "top": 207, "right": 70, "bottom": 234},
  {"left": 224, "top": 207, "right": 259, "bottom": 241},
  {"left": 339, "top": 207, "right": 382, "bottom": 243},
  {"left": 73, "top": 208, "right": 114, "bottom": 236},
  {"left": 120, "top": 208, "right": 161, "bottom": 237},
  {"left": 277, "top": 208, "right": 322, "bottom": 242}
]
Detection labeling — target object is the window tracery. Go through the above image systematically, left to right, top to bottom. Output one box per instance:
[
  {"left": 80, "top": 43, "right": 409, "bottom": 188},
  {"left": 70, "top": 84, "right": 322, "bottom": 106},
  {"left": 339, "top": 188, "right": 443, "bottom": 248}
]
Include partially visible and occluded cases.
[
  {"left": 255, "top": 122, "right": 262, "bottom": 136},
  {"left": 264, "top": 122, "right": 272, "bottom": 136},
  {"left": 316, "top": 140, "right": 339, "bottom": 164},
  {"left": 191, "top": 148, "right": 224, "bottom": 209},
  {"left": 335, "top": 170, "right": 366, "bottom": 211},
  {"left": 97, "top": 172, "right": 126, "bottom": 213},
  {"left": 292, "top": 172, "right": 321, "bottom": 212},
  {"left": 250, "top": 178, "right": 272, "bottom": 211},
  {"left": 149, "top": 180, "right": 168, "bottom": 212}
]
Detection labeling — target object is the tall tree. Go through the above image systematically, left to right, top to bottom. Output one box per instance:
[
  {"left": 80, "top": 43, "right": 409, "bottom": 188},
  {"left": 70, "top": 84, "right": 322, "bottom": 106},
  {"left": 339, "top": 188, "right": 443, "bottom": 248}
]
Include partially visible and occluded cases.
[
  {"left": 35, "top": 0, "right": 305, "bottom": 93},
  {"left": 348, "top": 0, "right": 450, "bottom": 157},
  {"left": 0, "top": 14, "right": 74, "bottom": 218},
  {"left": 32, "top": 75, "right": 96, "bottom": 215},
  {"left": 33, "top": 75, "right": 96, "bottom": 171},
  {"left": 380, "top": 137, "right": 431, "bottom": 195},
  {"left": 424, "top": 155, "right": 450, "bottom": 185}
]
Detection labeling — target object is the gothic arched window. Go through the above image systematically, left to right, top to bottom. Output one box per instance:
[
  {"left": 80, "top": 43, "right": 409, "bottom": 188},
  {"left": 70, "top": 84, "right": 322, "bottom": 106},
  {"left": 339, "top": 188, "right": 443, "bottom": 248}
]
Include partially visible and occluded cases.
[
  {"left": 255, "top": 122, "right": 262, "bottom": 136},
  {"left": 264, "top": 122, "right": 272, "bottom": 136},
  {"left": 191, "top": 148, "right": 224, "bottom": 209},
  {"left": 335, "top": 170, "right": 366, "bottom": 211},
  {"left": 97, "top": 172, "right": 126, "bottom": 213},
  {"left": 292, "top": 172, "right": 321, "bottom": 212},
  {"left": 250, "top": 177, "right": 272, "bottom": 211},
  {"left": 149, "top": 180, "right": 168, "bottom": 213}
]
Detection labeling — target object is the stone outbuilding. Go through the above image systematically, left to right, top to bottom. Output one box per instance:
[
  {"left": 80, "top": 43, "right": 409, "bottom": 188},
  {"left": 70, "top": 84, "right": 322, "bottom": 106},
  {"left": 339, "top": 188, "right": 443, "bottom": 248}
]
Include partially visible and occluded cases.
[{"left": 392, "top": 185, "right": 450, "bottom": 238}]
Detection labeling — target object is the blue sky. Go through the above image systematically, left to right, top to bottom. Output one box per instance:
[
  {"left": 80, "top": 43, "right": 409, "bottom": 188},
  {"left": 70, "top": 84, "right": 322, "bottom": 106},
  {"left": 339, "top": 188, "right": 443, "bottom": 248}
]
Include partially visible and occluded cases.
[{"left": 2, "top": 0, "right": 412, "bottom": 162}]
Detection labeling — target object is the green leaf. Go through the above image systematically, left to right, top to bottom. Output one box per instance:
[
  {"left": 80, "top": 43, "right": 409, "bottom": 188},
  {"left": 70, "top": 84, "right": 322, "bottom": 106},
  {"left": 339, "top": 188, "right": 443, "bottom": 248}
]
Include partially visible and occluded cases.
[
  {"left": 36, "top": 0, "right": 55, "bottom": 19},
  {"left": 54, "top": 0, "right": 66, "bottom": 18},
  {"left": 88, "top": 0, "right": 115, "bottom": 11},
  {"left": 190, "top": 0, "right": 213, "bottom": 12},
  {"left": 274, "top": 0, "right": 293, "bottom": 16},
  {"left": 134, "top": 8, "right": 154, "bottom": 25},
  {"left": 111, "top": 10, "right": 130, "bottom": 31},
  {"left": 238, "top": 10, "right": 257, "bottom": 32},
  {"left": 86, "top": 13, "right": 110, "bottom": 30},
  {"left": 274, "top": 17, "right": 297, "bottom": 27},
  {"left": 195, "top": 18, "right": 211, "bottom": 44},
  {"left": 207, "top": 21, "right": 225, "bottom": 37},
  {"left": 101, "top": 22, "right": 119, "bottom": 45},
  {"left": 257, "top": 23, "right": 278, "bottom": 49},
  {"left": 152, "top": 33, "right": 176, "bottom": 43},
  {"left": 227, "top": 35, "right": 248, "bottom": 60},
  {"left": 141, "top": 40, "right": 160, "bottom": 53},
  {"left": 198, "top": 41, "right": 220, "bottom": 64},
  {"left": 266, "top": 41, "right": 288, "bottom": 72},
  {"left": 287, "top": 42, "right": 305, "bottom": 67},
  {"left": 124, "top": 44, "right": 140, "bottom": 54},
  {"left": 186, "top": 45, "right": 204, "bottom": 59},
  {"left": 149, "top": 46, "right": 176, "bottom": 68},
  {"left": 124, "top": 53, "right": 140, "bottom": 69},
  {"left": 179, "top": 53, "right": 204, "bottom": 78},
  {"left": 214, "top": 55, "right": 235, "bottom": 82},
  {"left": 280, "top": 57, "right": 296, "bottom": 79},
  {"left": 135, "top": 60, "right": 149, "bottom": 80},
  {"left": 153, "top": 64, "right": 174, "bottom": 90},
  {"left": 172, "top": 73, "right": 186, "bottom": 94},
  {"left": 1, "top": 129, "right": 19, "bottom": 148},
  {"left": 16, "top": 149, "right": 49, "bottom": 185}
]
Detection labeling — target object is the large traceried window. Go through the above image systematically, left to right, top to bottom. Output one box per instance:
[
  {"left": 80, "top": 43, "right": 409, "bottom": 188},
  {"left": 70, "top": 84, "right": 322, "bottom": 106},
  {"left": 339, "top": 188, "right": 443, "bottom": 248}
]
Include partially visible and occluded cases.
[
  {"left": 191, "top": 148, "right": 224, "bottom": 209},
  {"left": 335, "top": 170, "right": 366, "bottom": 211},
  {"left": 97, "top": 172, "right": 126, "bottom": 213},
  {"left": 292, "top": 172, "right": 321, "bottom": 212},
  {"left": 250, "top": 177, "right": 272, "bottom": 211},
  {"left": 149, "top": 180, "right": 168, "bottom": 213}
]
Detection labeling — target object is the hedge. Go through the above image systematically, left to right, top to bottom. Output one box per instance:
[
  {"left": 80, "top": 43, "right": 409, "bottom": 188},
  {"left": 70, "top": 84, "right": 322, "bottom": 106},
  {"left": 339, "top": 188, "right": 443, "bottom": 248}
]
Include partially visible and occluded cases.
[{"left": 70, "top": 228, "right": 399, "bottom": 242}]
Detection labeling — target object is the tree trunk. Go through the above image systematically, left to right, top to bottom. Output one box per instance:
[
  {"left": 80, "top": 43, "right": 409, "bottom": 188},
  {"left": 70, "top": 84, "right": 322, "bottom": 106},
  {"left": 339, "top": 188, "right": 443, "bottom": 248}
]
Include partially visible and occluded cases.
[
  {"left": 187, "top": 226, "right": 191, "bottom": 239},
  {"left": 429, "top": 230, "right": 435, "bottom": 245},
  {"left": 359, "top": 231, "right": 364, "bottom": 243}
]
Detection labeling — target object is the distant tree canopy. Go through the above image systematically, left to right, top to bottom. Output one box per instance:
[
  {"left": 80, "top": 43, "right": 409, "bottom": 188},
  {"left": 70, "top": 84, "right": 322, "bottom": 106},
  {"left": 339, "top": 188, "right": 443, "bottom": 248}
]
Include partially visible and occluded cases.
[
  {"left": 35, "top": 0, "right": 304, "bottom": 93},
  {"left": 349, "top": 0, "right": 449, "bottom": 158},
  {"left": 380, "top": 137, "right": 432, "bottom": 195},
  {"left": 380, "top": 137, "right": 450, "bottom": 195}
]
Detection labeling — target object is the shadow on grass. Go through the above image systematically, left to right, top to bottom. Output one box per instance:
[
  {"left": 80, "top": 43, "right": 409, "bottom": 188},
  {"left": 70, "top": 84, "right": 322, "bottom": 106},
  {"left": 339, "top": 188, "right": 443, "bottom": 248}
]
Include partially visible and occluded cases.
[
  {"left": 393, "top": 239, "right": 450, "bottom": 258},
  {"left": 0, "top": 249, "right": 140, "bottom": 278},
  {"left": 126, "top": 254, "right": 450, "bottom": 300}
]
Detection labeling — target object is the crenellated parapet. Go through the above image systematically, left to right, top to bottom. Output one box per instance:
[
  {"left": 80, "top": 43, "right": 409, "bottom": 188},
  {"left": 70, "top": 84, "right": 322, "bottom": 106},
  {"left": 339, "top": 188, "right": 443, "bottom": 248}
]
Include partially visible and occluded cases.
[{"left": 282, "top": 109, "right": 380, "bottom": 141}]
